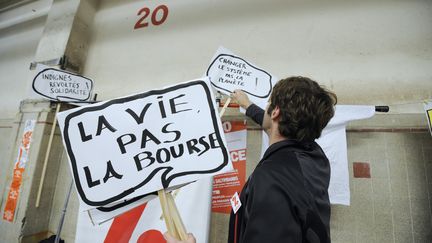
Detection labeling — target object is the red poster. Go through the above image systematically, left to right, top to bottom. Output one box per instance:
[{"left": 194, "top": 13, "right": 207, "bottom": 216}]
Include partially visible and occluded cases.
[{"left": 212, "top": 121, "right": 247, "bottom": 214}]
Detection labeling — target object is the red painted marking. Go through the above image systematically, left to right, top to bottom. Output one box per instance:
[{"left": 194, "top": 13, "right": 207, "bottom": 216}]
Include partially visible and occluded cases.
[
  {"left": 353, "top": 162, "right": 371, "bottom": 178},
  {"left": 104, "top": 203, "right": 147, "bottom": 243},
  {"left": 138, "top": 229, "right": 166, "bottom": 243}
]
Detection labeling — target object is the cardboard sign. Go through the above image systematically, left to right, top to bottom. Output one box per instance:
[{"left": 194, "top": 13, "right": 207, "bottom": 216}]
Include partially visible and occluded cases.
[
  {"left": 206, "top": 47, "right": 273, "bottom": 104},
  {"left": 32, "top": 66, "right": 93, "bottom": 102},
  {"left": 57, "top": 79, "right": 232, "bottom": 209}
]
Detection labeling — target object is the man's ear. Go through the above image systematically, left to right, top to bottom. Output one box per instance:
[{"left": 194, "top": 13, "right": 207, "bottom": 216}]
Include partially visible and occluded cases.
[{"left": 271, "top": 106, "right": 280, "bottom": 120}]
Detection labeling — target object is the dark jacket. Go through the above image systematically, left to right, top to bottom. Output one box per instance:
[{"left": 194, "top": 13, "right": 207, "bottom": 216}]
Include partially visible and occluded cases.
[{"left": 228, "top": 104, "right": 331, "bottom": 243}]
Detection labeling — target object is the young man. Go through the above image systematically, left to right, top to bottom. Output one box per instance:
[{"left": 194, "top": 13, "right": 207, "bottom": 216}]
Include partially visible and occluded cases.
[{"left": 228, "top": 76, "right": 337, "bottom": 243}]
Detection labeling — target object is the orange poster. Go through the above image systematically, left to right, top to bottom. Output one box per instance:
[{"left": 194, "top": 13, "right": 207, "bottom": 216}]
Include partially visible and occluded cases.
[
  {"left": 3, "top": 120, "right": 36, "bottom": 222},
  {"left": 212, "top": 120, "right": 247, "bottom": 214}
]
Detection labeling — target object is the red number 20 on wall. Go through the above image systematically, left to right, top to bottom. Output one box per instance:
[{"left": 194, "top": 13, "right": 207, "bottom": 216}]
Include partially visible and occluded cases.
[{"left": 134, "top": 4, "right": 169, "bottom": 29}]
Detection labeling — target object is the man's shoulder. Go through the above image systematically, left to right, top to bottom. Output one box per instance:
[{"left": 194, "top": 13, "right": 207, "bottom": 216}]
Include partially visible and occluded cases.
[
  {"left": 262, "top": 140, "right": 330, "bottom": 172},
  {"left": 260, "top": 145, "right": 301, "bottom": 170},
  {"left": 253, "top": 151, "right": 304, "bottom": 186}
]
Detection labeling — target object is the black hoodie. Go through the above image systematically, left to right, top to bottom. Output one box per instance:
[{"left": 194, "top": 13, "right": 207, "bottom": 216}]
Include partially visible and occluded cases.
[{"left": 228, "top": 104, "right": 331, "bottom": 243}]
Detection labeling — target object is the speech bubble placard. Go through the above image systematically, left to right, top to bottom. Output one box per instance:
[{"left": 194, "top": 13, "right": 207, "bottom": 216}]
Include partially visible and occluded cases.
[
  {"left": 206, "top": 47, "right": 273, "bottom": 101},
  {"left": 32, "top": 67, "right": 93, "bottom": 102},
  {"left": 57, "top": 79, "right": 231, "bottom": 209}
]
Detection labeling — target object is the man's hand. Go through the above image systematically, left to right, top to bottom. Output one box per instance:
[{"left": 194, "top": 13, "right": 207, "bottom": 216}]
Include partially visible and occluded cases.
[
  {"left": 230, "top": 89, "right": 252, "bottom": 109},
  {"left": 164, "top": 232, "right": 196, "bottom": 243}
]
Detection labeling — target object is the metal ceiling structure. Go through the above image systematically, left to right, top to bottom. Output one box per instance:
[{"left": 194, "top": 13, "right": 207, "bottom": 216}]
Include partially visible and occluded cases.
[
  {"left": 0, "top": 0, "right": 32, "bottom": 13},
  {"left": 0, "top": 0, "right": 51, "bottom": 31}
]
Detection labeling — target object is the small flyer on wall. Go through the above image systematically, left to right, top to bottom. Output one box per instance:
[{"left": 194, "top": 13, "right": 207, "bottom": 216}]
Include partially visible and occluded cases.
[{"left": 212, "top": 120, "right": 247, "bottom": 214}]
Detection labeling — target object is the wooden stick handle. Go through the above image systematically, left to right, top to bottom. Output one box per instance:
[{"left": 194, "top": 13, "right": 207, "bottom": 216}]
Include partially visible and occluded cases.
[
  {"left": 219, "top": 97, "right": 231, "bottom": 118},
  {"left": 36, "top": 103, "right": 61, "bottom": 207},
  {"left": 160, "top": 188, "right": 180, "bottom": 220},
  {"left": 158, "top": 189, "right": 177, "bottom": 238},
  {"left": 166, "top": 192, "right": 188, "bottom": 240}
]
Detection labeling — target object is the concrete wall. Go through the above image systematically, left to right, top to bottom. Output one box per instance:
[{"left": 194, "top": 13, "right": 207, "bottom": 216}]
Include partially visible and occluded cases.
[
  {"left": 0, "top": 0, "right": 431, "bottom": 242},
  {"left": 83, "top": 0, "right": 432, "bottom": 108},
  {"left": 0, "top": 1, "right": 48, "bottom": 207},
  {"left": 0, "top": 2, "right": 48, "bottom": 119},
  {"left": 0, "top": 2, "right": 51, "bottom": 241},
  {"left": 0, "top": 101, "right": 58, "bottom": 243},
  {"left": 208, "top": 112, "right": 432, "bottom": 243},
  {"left": 0, "top": 119, "right": 13, "bottom": 207},
  {"left": 330, "top": 131, "right": 432, "bottom": 243}
]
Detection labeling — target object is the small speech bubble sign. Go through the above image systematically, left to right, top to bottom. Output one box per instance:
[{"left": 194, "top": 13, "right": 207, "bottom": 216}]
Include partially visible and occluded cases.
[
  {"left": 206, "top": 48, "right": 273, "bottom": 100},
  {"left": 32, "top": 68, "right": 93, "bottom": 102},
  {"left": 57, "top": 78, "right": 231, "bottom": 209}
]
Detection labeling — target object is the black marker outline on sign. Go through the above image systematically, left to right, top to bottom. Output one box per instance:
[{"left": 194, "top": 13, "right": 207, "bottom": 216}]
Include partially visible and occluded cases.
[
  {"left": 206, "top": 54, "right": 273, "bottom": 98},
  {"left": 32, "top": 68, "right": 94, "bottom": 101},
  {"left": 62, "top": 80, "right": 229, "bottom": 207},
  {"left": 427, "top": 109, "right": 432, "bottom": 134},
  {"left": 95, "top": 182, "right": 191, "bottom": 213},
  {"left": 95, "top": 192, "right": 155, "bottom": 212}
]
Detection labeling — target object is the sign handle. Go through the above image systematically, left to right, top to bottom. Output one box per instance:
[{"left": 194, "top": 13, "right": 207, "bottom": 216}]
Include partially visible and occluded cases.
[
  {"left": 219, "top": 97, "right": 231, "bottom": 117},
  {"left": 36, "top": 103, "right": 61, "bottom": 207},
  {"left": 158, "top": 189, "right": 178, "bottom": 239},
  {"left": 160, "top": 189, "right": 180, "bottom": 220},
  {"left": 166, "top": 192, "right": 188, "bottom": 240}
]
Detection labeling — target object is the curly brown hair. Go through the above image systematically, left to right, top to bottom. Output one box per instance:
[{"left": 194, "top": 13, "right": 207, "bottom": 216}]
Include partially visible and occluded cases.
[{"left": 267, "top": 76, "right": 337, "bottom": 142}]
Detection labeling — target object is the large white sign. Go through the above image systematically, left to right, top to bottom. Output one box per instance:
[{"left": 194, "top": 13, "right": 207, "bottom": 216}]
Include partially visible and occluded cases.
[
  {"left": 206, "top": 47, "right": 274, "bottom": 105},
  {"left": 32, "top": 67, "right": 93, "bottom": 102},
  {"left": 57, "top": 79, "right": 232, "bottom": 209}
]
